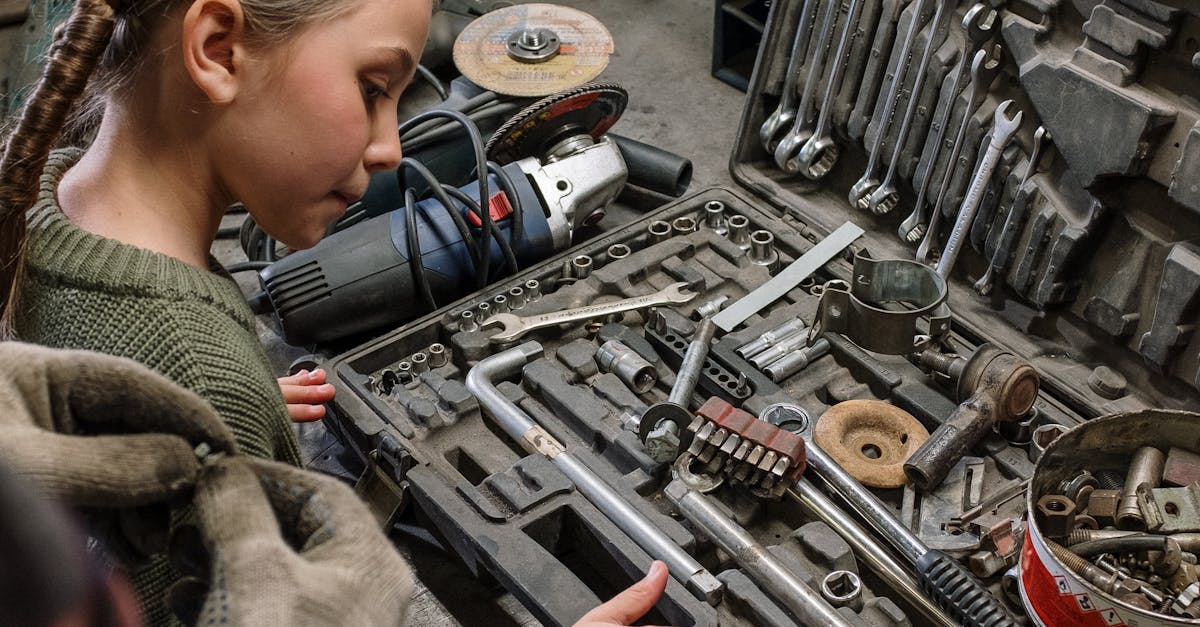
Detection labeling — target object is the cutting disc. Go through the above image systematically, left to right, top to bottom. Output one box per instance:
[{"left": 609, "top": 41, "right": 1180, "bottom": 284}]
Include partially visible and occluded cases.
[
  {"left": 453, "top": 3, "right": 614, "bottom": 97},
  {"left": 486, "top": 82, "right": 628, "bottom": 164}
]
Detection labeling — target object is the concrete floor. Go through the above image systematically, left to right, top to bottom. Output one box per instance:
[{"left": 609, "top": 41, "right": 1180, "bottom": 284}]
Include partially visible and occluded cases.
[{"left": 1, "top": 0, "right": 752, "bottom": 623}]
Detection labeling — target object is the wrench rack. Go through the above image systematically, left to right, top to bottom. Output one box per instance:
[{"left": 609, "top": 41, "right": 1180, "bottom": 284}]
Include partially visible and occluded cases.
[{"left": 736, "top": 0, "right": 1200, "bottom": 404}]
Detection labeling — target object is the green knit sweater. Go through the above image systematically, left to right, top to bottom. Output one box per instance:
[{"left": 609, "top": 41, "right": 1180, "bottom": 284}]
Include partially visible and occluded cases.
[{"left": 17, "top": 149, "right": 303, "bottom": 625}]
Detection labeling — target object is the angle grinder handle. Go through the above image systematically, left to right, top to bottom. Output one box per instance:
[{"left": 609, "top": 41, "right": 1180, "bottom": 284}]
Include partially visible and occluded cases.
[{"left": 915, "top": 550, "right": 1020, "bottom": 627}]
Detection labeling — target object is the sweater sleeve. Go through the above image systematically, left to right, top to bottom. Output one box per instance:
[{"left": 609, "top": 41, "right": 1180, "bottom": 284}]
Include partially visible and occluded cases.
[{"left": 19, "top": 288, "right": 301, "bottom": 466}]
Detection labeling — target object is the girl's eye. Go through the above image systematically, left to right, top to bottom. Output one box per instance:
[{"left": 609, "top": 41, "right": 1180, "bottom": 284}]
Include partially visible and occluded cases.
[{"left": 362, "top": 81, "right": 388, "bottom": 102}]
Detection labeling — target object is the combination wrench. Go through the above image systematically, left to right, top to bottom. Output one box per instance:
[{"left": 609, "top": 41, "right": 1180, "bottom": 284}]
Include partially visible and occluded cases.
[
  {"left": 760, "top": 0, "right": 821, "bottom": 152},
  {"left": 773, "top": 0, "right": 841, "bottom": 172},
  {"left": 788, "top": 0, "right": 866, "bottom": 179},
  {"left": 847, "top": 0, "right": 930, "bottom": 211},
  {"left": 866, "top": 0, "right": 954, "bottom": 214},
  {"left": 898, "top": 3, "right": 997, "bottom": 241},
  {"left": 916, "top": 43, "right": 1002, "bottom": 264},
  {"left": 935, "top": 99, "right": 1023, "bottom": 278},
  {"left": 974, "top": 126, "right": 1049, "bottom": 294},
  {"left": 484, "top": 282, "right": 698, "bottom": 342}
]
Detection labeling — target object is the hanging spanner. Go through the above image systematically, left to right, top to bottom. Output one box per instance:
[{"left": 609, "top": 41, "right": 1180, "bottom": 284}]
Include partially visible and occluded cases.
[
  {"left": 760, "top": 0, "right": 821, "bottom": 152},
  {"left": 773, "top": 0, "right": 842, "bottom": 171},
  {"left": 788, "top": 0, "right": 866, "bottom": 179},
  {"left": 847, "top": 0, "right": 931, "bottom": 210},
  {"left": 866, "top": 0, "right": 954, "bottom": 214},
  {"left": 898, "top": 4, "right": 998, "bottom": 241},
  {"left": 916, "top": 43, "right": 1003, "bottom": 264},
  {"left": 935, "top": 99, "right": 1023, "bottom": 278},
  {"left": 974, "top": 126, "right": 1049, "bottom": 294},
  {"left": 484, "top": 282, "right": 698, "bottom": 343}
]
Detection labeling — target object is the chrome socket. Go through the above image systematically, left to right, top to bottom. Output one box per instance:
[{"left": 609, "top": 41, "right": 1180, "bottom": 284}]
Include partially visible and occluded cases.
[
  {"left": 703, "top": 200, "right": 728, "bottom": 235},
  {"left": 727, "top": 214, "right": 751, "bottom": 250},
  {"left": 671, "top": 216, "right": 698, "bottom": 236},
  {"left": 648, "top": 220, "right": 672, "bottom": 244},
  {"left": 749, "top": 230, "right": 779, "bottom": 269},
  {"left": 607, "top": 243, "right": 631, "bottom": 261},
  {"left": 571, "top": 255, "right": 593, "bottom": 279},
  {"left": 525, "top": 279, "right": 541, "bottom": 302},
  {"left": 507, "top": 286, "right": 527, "bottom": 310},
  {"left": 492, "top": 294, "right": 509, "bottom": 314},
  {"left": 694, "top": 295, "right": 729, "bottom": 320},
  {"left": 475, "top": 301, "right": 492, "bottom": 321},
  {"left": 459, "top": 310, "right": 478, "bottom": 332},
  {"left": 736, "top": 318, "right": 807, "bottom": 359},
  {"left": 749, "top": 332, "right": 811, "bottom": 369},
  {"left": 764, "top": 338, "right": 831, "bottom": 382},
  {"left": 596, "top": 339, "right": 658, "bottom": 394},
  {"left": 428, "top": 343, "right": 448, "bottom": 368},
  {"left": 410, "top": 352, "right": 429, "bottom": 373},
  {"left": 396, "top": 361, "right": 414, "bottom": 386},
  {"left": 820, "top": 570, "right": 863, "bottom": 612}
]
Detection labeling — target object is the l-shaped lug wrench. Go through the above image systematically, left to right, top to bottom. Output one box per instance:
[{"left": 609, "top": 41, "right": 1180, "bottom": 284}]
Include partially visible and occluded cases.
[
  {"left": 898, "top": 3, "right": 997, "bottom": 242},
  {"left": 465, "top": 343, "right": 724, "bottom": 604}
]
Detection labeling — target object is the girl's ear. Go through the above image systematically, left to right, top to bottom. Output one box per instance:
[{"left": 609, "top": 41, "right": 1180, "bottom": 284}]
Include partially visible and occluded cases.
[{"left": 180, "top": 0, "right": 246, "bottom": 104}]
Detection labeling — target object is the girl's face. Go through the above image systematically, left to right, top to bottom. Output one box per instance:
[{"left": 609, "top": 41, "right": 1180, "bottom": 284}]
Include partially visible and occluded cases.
[{"left": 211, "top": 0, "right": 429, "bottom": 249}]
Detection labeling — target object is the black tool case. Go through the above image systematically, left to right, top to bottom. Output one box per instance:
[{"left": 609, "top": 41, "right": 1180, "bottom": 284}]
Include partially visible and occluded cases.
[{"left": 316, "top": 1, "right": 1200, "bottom": 625}]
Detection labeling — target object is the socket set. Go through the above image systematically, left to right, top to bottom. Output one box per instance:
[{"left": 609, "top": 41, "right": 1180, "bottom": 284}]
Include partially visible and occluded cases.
[{"left": 311, "top": 1, "right": 1200, "bottom": 625}]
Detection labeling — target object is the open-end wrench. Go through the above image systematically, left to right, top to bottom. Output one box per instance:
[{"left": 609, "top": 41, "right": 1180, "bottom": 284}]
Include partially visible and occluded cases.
[
  {"left": 760, "top": 0, "right": 821, "bottom": 152},
  {"left": 773, "top": 0, "right": 842, "bottom": 172},
  {"left": 789, "top": 0, "right": 866, "bottom": 179},
  {"left": 847, "top": 0, "right": 930, "bottom": 210},
  {"left": 866, "top": 0, "right": 954, "bottom": 214},
  {"left": 898, "top": 4, "right": 997, "bottom": 241},
  {"left": 916, "top": 43, "right": 1002, "bottom": 264},
  {"left": 935, "top": 99, "right": 1022, "bottom": 278},
  {"left": 974, "top": 126, "right": 1049, "bottom": 294},
  {"left": 484, "top": 282, "right": 698, "bottom": 342}
]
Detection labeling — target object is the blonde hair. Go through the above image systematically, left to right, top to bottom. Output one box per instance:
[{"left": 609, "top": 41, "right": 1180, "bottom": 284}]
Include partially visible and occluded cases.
[{"left": 0, "top": 0, "right": 356, "bottom": 337}]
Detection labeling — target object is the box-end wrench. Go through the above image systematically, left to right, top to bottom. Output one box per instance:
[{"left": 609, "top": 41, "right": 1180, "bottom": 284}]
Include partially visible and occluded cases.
[
  {"left": 760, "top": 0, "right": 821, "bottom": 152},
  {"left": 773, "top": 0, "right": 842, "bottom": 172},
  {"left": 788, "top": 0, "right": 866, "bottom": 179},
  {"left": 847, "top": 0, "right": 930, "bottom": 211},
  {"left": 866, "top": 0, "right": 954, "bottom": 215},
  {"left": 898, "top": 4, "right": 998, "bottom": 242},
  {"left": 916, "top": 43, "right": 1002, "bottom": 265},
  {"left": 936, "top": 100, "right": 1023, "bottom": 278},
  {"left": 974, "top": 126, "right": 1048, "bottom": 295},
  {"left": 484, "top": 282, "right": 698, "bottom": 343}
]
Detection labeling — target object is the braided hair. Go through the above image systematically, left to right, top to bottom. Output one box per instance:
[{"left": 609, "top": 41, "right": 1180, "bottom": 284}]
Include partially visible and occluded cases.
[{"left": 0, "top": 0, "right": 115, "bottom": 337}]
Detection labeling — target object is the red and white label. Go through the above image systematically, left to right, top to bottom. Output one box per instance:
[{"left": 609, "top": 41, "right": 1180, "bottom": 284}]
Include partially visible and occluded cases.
[{"left": 1019, "top": 529, "right": 1186, "bottom": 627}]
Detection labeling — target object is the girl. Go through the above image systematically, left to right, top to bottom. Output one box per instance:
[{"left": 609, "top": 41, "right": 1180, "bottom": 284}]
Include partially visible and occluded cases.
[{"left": 0, "top": 0, "right": 426, "bottom": 620}]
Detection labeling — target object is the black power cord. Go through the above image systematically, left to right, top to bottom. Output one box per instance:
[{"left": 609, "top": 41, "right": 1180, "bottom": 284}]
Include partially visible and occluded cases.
[{"left": 240, "top": 108, "right": 528, "bottom": 319}]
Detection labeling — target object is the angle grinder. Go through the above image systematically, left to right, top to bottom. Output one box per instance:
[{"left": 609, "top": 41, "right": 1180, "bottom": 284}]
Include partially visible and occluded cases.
[{"left": 255, "top": 83, "right": 629, "bottom": 346}]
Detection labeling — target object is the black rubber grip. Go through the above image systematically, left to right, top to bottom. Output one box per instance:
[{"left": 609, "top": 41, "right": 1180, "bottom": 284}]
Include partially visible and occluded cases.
[{"left": 915, "top": 550, "right": 1020, "bottom": 627}]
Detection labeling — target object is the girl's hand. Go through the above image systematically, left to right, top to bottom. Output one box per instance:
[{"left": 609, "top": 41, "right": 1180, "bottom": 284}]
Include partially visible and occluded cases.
[
  {"left": 277, "top": 369, "right": 335, "bottom": 423},
  {"left": 574, "top": 561, "right": 670, "bottom": 627}
]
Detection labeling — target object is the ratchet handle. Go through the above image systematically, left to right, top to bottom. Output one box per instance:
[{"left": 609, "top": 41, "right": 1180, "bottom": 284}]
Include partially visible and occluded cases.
[{"left": 916, "top": 550, "right": 1019, "bottom": 627}]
